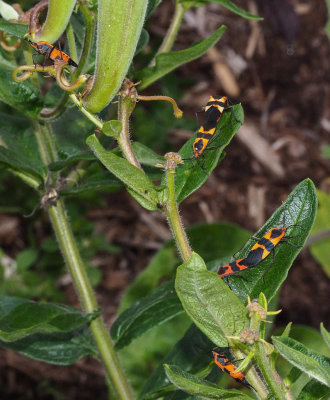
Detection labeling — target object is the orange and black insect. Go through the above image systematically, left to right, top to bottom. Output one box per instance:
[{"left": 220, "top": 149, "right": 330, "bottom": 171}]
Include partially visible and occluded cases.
[
  {"left": 28, "top": 40, "right": 78, "bottom": 67},
  {"left": 192, "top": 95, "right": 229, "bottom": 158},
  {"left": 218, "top": 224, "right": 303, "bottom": 279},
  {"left": 243, "top": 227, "right": 287, "bottom": 267},
  {"left": 217, "top": 258, "right": 250, "bottom": 278},
  {"left": 213, "top": 350, "right": 251, "bottom": 388}
]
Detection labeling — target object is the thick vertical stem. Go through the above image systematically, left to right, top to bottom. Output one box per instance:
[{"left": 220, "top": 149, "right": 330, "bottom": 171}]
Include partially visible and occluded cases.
[
  {"left": 118, "top": 94, "right": 143, "bottom": 171},
  {"left": 34, "top": 122, "right": 134, "bottom": 400},
  {"left": 165, "top": 168, "right": 191, "bottom": 261}
]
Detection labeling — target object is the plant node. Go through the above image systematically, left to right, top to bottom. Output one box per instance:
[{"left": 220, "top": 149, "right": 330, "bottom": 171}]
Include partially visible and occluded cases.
[{"left": 240, "top": 328, "right": 259, "bottom": 344}]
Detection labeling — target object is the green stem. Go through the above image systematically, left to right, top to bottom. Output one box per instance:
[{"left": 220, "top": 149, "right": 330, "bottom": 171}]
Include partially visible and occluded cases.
[
  {"left": 149, "top": 2, "right": 185, "bottom": 66},
  {"left": 66, "top": 23, "right": 78, "bottom": 65},
  {"left": 70, "top": 93, "right": 103, "bottom": 129},
  {"left": 118, "top": 94, "right": 143, "bottom": 171},
  {"left": 33, "top": 122, "right": 58, "bottom": 183},
  {"left": 34, "top": 122, "right": 134, "bottom": 400},
  {"left": 165, "top": 168, "right": 191, "bottom": 261},
  {"left": 8, "top": 169, "right": 41, "bottom": 190},
  {"left": 253, "top": 341, "right": 287, "bottom": 400}
]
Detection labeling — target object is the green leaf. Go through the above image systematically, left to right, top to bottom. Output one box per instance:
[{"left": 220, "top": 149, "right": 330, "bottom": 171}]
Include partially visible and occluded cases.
[
  {"left": 146, "top": 0, "right": 162, "bottom": 18},
  {"left": 180, "top": 0, "right": 262, "bottom": 20},
  {"left": 0, "top": 18, "right": 28, "bottom": 37},
  {"left": 136, "top": 26, "right": 226, "bottom": 89},
  {"left": 135, "top": 28, "right": 150, "bottom": 55},
  {"left": 0, "top": 46, "right": 17, "bottom": 70},
  {"left": 0, "top": 69, "right": 43, "bottom": 118},
  {"left": 173, "top": 104, "right": 243, "bottom": 203},
  {"left": 102, "top": 120, "right": 122, "bottom": 138},
  {"left": 0, "top": 127, "right": 45, "bottom": 184},
  {"left": 86, "top": 134, "right": 160, "bottom": 210},
  {"left": 131, "top": 142, "right": 165, "bottom": 166},
  {"left": 48, "top": 151, "right": 95, "bottom": 171},
  {"left": 59, "top": 173, "right": 122, "bottom": 196},
  {"left": 224, "top": 179, "right": 317, "bottom": 302},
  {"left": 309, "top": 190, "right": 330, "bottom": 278},
  {"left": 119, "top": 222, "right": 250, "bottom": 311},
  {"left": 16, "top": 248, "right": 38, "bottom": 273},
  {"left": 175, "top": 252, "right": 249, "bottom": 347},
  {"left": 111, "top": 281, "right": 183, "bottom": 349},
  {"left": 0, "top": 296, "right": 91, "bottom": 341},
  {"left": 120, "top": 314, "right": 191, "bottom": 393},
  {"left": 321, "top": 323, "right": 330, "bottom": 350},
  {"left": 140, "top": 325, "right": 214, "bottom": 399},
  {"left": 0, "top": 329, "right": 96, "bottom": 365},
  {"left": 272, "top": 336, "right": 330, "bottom": 387},
  {"left": 164, "top": 364, "right": 254, "bottom": 399},
  {"left": 297, "top": 379, "right": 330, "bottom": 400}
]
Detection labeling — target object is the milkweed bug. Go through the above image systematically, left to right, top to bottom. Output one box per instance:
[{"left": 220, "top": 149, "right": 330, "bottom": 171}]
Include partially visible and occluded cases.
[
  {"left": 28, "top": 40, "right": 78, "bottom": 67},
  {"left": 192, "top": 95, "right": 228, "bottom": 158},
  {"left": 184, "top": 96, "right": 241, "bottom": 173},
  {"left": 218, "top": 222, "right": 303, "bottom": 279},
  {"left": 217, "top": 258, "right": 251, "bottom": 278},
  {"left": 213, "top": 350, "right": 252, "bottom": 388}
]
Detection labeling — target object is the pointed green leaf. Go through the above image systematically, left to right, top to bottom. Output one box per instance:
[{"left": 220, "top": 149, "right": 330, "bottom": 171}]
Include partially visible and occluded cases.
[
  {"left": 146, "top": 0, "right": 162, "bottom": 19},
  {"left": 180, "top": 0, "right": 262, "bottom": 20},
  {"left": 0, "top": 18, "right": 28, "bottom": 37},
  {"left": 136, "top": 26, "right": 226, "bottom": 89},
  {"left": 135, "top": 28, "right": 150, "bottom": 55},
  {"left": 0, "top": 70, "right": 43, "bottom": 118},
  {"left": 172, "top": 104, "right": 243, "bottom": 203},
  {"left": 102, "top": 120, "right": 122, "bottom": 138},
  {"left": 86, "top": 134, "right": 160, "bottom": 210},
  {"left": 131, "top": 142, "right": 165, "bottom": 166},
  {"left": 0, "top": 146, "right": 44, "bottom": 184},
  {"left": 48, "top": 151, "right": 96, "bottom": 171},
  {"left": 60, "top": 173, "right": 122, "bottom": 196},
  {"left": 223, "top": 179, "right": 317, "bottom": 302},
  {"left": 120, "top": 222, "right": 249, "bottom": 312},
  {"left": 175, "top": 252, "right": 249, "bottom": 347},
  {"left": 111, "top": 281, "right": 183, "bottom": 349},
  {"left": 0, "top": 296, "right": 91, "bottom": 341},
  {"left": 321, "top": 323, "right": 330, "bottom": 350},
  {"left": 139, "top": 324, "right": 214, "bottom": 399},
  {"left": 0, "top": 329, "right": 96, "bottom": 365},
  {"left": 272, "top": 336, "right": 330, "bottom": 387},
  {"left": 164, "top": 364, "right": 254, "bottom": 399},
  {"left": 297, "top": 379, "right": 330, "bottom": 400}
]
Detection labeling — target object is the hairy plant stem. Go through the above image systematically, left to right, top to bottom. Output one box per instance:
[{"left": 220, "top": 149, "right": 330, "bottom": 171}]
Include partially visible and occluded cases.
[
  {"left": 149, "top": 2, "right": 185, "bottom": 66},
  {"left": 66, "top": 23, "right": 78, "bottom": 66},
  {"left": 70, "top": 93, "right": 103, "bottom": 129},
  {"left": 118, "top": 95, "right": 143, "bottom": 171},
  {"left": 33, "top": 121, "right": 134, "bottom": 400},
  {"left": 165, "top": 168, "right": 191, "bottom": 261},
  {"left": 8, "top": 169, "right": 41, "bottom": 190},
  {"left": 249, "top": 311, "right": 289, "bottom": 400},
  {"left": 253, "top": 342, "right": 287, "bottom": 400}
]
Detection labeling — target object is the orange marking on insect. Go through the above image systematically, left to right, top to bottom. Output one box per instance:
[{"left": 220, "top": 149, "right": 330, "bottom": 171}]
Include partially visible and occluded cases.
[
  {"left": 28, "top": 40, "right": 78, "bottom": 67},
  {"left": 192, "top": 95, "right": 228, "bottom": 158},
  {"left": 213, "top": 351, "right": 250, "bottom": 387}
]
